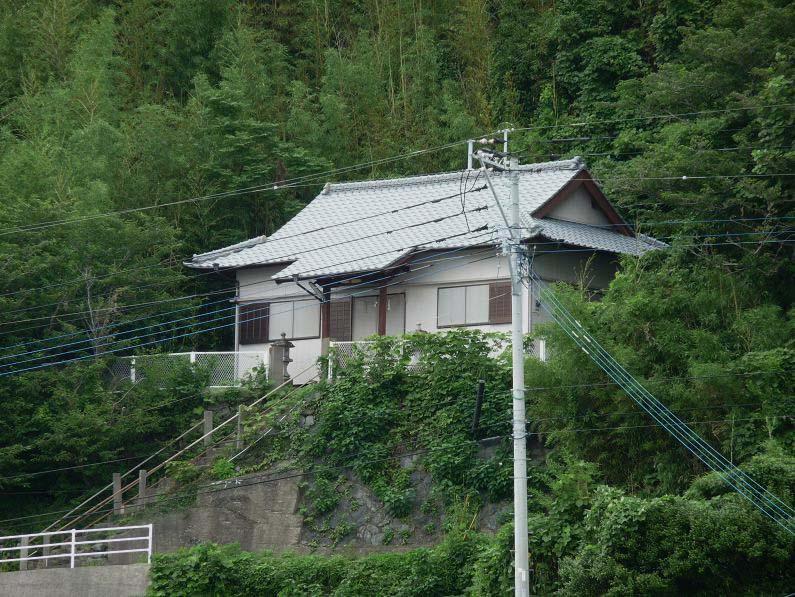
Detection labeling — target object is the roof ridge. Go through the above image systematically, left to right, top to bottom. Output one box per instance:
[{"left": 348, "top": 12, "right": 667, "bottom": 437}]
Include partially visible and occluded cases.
[
  {"left": 326, "top": 157, "right": 585, "bottom": 193},
  {"left": 190, "top": 234, "right": 267, "bottom": 263}
]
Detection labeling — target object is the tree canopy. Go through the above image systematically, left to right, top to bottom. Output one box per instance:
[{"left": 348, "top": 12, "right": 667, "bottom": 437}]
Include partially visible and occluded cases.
[{"left": 0, "top": 1, "right": 792, "bottom": 592}]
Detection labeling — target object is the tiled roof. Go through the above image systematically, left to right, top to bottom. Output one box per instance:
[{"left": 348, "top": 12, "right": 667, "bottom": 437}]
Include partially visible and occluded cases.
[
  {"left": 185, "top": 158, "right": 663, "bottom": 280},
  {"left": 531, "top": 218, "right": 665, "bottom": 255}
]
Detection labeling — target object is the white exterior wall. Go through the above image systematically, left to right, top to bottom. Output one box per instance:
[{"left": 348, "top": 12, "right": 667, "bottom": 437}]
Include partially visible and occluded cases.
[
  {"left": 547, "top": 186, "right": 611, "bottom": 226},
  {"left": 231, "top": 248, "right": 619, "bottom": 383},
  {"left": 392, "top": 251, "right": 518, "bottom": 334},
  {"left": 236, "top": 266, "right": 322, "bottom": 384}
]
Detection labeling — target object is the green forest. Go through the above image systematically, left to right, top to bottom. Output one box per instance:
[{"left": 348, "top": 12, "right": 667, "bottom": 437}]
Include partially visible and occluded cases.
[{"left": 0, "top": 0, "right": 793, "bottom": 594}]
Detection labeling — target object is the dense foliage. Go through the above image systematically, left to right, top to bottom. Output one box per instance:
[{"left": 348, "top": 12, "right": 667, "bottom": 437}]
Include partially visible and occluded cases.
[
  {"left": 0, "top": 0, "right": 793, "bottom": 592},
  {"left": 228, "top": 328, "right": 792, "bottom": 592},
  {"left": 148, "top": 479, "right": 794, "bottom": 596}
]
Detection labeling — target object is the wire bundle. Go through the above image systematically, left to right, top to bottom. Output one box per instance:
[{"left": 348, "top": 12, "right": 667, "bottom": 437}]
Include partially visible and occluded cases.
[{"left": 526, "top": 268, "right": 795, "bottom": 534}]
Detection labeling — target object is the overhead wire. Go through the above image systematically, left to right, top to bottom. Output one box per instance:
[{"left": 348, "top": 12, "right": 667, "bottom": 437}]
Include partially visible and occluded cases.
[
  {"left": 2, "top": 102, "right": 793, "bottom": 238},
  {"left": 493, "top": 102, "right": 795, "bottom": 136},
  {"left": 0, "top": 140, "right": 469, "bottom": 237},
  {"left": 0, "top": 185, "right": 489, "bottom": 325},
  {"left": 0, "top": 205, "right": 494, "bottom": 367},
  {"left": 2, "top": 220, "right": 791, "bottom": 365},
  {"left": 0, "top": 225, "right": 499, "bottom": 370},
  {"left": 0, "top": 232, "right": 500, "bottom": 377},
  {"left": 1, "top": 241, "right": 515, "bottom": 519},
  {"left": 0, "top": 242, "right": 489, "bottom": 356},
  {"left": 524, "top": 269, "right": 795, "bottom": 533},
  {"left": 3, "top": 370, "right": 788, "bottom": 483},
  {"left": 40, "top": 371, "right": 313, "bottom": 536},
  {"left": 6, "top": 405, "right": 793, "bottom": 532}
]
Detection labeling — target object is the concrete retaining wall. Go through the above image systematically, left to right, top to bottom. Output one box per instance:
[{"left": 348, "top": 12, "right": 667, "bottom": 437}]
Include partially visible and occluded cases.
[{"left": 0, "top": 564, "right": 150, "bottom": 597}]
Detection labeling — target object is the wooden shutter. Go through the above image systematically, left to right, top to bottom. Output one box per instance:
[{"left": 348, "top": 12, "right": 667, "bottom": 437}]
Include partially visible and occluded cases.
[
  {"left": 488, "top": 281, "right": 512, "bottom": 324},
  {"left": 329, "top": 300, "right": 352, "bottom": 341},
  {"left": 239, "top": 303, "right": 269, "bottom": 344}
]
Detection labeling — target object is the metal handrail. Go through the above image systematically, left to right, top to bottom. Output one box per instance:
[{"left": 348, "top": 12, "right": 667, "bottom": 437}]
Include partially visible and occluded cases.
[{"left": 0, "top": 524, "right": 153, "bottom": 571}]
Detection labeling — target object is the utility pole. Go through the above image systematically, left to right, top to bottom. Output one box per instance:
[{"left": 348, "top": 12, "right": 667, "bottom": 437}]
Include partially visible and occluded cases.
[
  {"left": 474, "top": 144, "right": 529, "bottom": 597},
  {"left": 509, "top": 156, "right": 529, "bottom": 597}
]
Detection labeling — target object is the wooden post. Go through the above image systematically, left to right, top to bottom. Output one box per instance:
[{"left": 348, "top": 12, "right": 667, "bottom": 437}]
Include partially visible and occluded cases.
[
  {"left": 377, "top": 286, "right": 387, "bottom": 336},
  {"left": 320, "top": 287, "right": 331, "bottom": 357},
  {"left": 236, "top": 405, "right": 244, "bottom": 451},
  {"left": 203, "top": 410, "right": 213, "bottom": 447},
  {"left": 138, "top": 469, "right": 148, "bottom": 506},
  {"left": 112, "top": 473, "right": 124, "bottom": 515},
  {"left": 19, "top": 536, "right": 28, "bottom": 571}
]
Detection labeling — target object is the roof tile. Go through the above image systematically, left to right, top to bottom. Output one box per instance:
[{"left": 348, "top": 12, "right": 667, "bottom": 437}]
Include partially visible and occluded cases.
[{"left": 186, "top": 158, "right": 663, "bottom": 279}]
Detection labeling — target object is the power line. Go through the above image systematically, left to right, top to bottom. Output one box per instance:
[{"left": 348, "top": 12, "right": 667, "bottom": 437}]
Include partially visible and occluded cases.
[
  {"left": 497, "top": 102, "right": 795, "bottom": 135},
  {"left": 4, "top": 103, "right": 792, "bottom": 238},
  {"left": 0, "top": 140, "right": 469, "bottom": 237},
  {"left": 542, "top": 144, "right": 794, "bottom": 159},
  {"left": 3, "top": 163, "right": 791, "bottom": 326},
  {"left": 0, "top": 184, "right": 490, "bottom": 319},
  {"left": 0, "top": 186, "right": 489, "bottom": 326},
  {"left": 3, "top": 214, "right": 791, "bottom": 335},
  {"left": 3, "top": 220, "right": 790, "bottom": 361},
  {"left": 0, "top": 234, "right": 498, "bottom": 368},
  {"left": 0, "top": 238, "right": 499, "bottom": 377},
  {"left": 0, "top": 238, "right": 488, "bottom": 358},
  {"left": 0, "top": 243, "right": 485, "bottom": 355},
  {"left": 0, "top": 245, "right": 511, "bottom": 516},
  {"left": 0, "top": 258, "right": 182, "bottom": 299},
  {"left": 526, "top": 271, "right": 795, "bottom": 533},
  {"left": 3, "top": 367, "right": 785, "bottom": 489},
  {"left": 40, "top": 375, "right": 311, "bottom": 535},
  {"left": 6, "top": 406, "right": 792, "bottom": 531},
  {"left": 0, "top": 455, "right": 147, "bottom": 482}
]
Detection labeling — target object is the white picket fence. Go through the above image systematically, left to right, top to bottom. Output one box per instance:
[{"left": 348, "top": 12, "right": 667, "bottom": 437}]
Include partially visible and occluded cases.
[
  {"left": 109, "top": 351, "right": 267, "bottom": 388},
  {"left": 0, "top": 524, "right": 152, "bottom": 571}
]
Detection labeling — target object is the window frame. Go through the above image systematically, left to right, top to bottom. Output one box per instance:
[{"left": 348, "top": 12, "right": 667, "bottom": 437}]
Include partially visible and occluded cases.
[
  {"left": 436, "top": 283, "right": 491, "bottom": 328},
  {"left": 350, "top": 292, "right": 407, "bottom": 339},
  {"left": 266, "top": 299, "right": 321, "bottom": 341}
]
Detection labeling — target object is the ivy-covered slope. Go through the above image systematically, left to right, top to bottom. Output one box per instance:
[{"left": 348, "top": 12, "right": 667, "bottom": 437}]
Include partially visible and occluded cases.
[{"left": 198, "top": 322, "right": 792, "bottom": 594}]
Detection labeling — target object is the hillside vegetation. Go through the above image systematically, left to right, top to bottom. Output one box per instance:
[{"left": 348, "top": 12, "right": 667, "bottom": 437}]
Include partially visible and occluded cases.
[{"left": 0, "top": 0, "right": 792, "bottom": 593}]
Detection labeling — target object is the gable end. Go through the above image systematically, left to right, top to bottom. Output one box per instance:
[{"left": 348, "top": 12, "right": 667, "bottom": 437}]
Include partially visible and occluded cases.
[{"left": 532, "top": 169, "right": 633, "bottom": 237}]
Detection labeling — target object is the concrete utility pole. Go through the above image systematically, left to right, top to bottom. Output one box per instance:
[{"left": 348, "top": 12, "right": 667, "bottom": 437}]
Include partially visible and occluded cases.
[
  {"left": 474, "top": 144, "right": 529, "bottom": 597},
  {"left": 509, "top": 156, "right": 529, "bottom": 597}
]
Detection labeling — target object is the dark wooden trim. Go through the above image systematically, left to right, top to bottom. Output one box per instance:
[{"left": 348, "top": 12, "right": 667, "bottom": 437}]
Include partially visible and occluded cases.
[
  {"left": 531, "top": 169, "right": 633, "bottom": 237},
  {"left": 488, "top": 280, "right": 512, "bottom": 324},
  {"left": 377, "top": 286, "right": 388, "bottom": 335},
  {"left": 320, "top": 287, "right": 331, "bottom": 339},
  {"left": 329, "top": 298, "right": 353, "bottom": 341},
  {"left": 239, "top": 302, "right": 269, "bottom": 345}
]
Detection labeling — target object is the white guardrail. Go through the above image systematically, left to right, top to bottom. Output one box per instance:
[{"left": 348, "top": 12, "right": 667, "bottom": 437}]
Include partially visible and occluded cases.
[
  {"left": 109, "top": 351, "right": 267, "bottom": 388},
  {"left": 0, "top": 524, "right": 152, "bottom": 571}
]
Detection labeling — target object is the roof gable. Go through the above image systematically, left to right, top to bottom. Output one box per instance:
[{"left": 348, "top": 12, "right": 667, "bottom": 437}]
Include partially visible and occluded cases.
[{"left": 531, "top": 169, "right": 633, "bottom": 236}]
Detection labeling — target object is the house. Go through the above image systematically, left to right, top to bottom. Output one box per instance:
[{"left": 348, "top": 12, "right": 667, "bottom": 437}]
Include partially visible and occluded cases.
[{"left": 185, "top": 157, "right": 664, "bottom": 383}]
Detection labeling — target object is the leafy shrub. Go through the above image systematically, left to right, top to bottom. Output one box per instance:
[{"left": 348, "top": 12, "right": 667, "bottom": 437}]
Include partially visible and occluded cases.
[
  {"left": 210, "top": 457, "right": 236, "bottom": 480},
  {"left": 166, "top": 460, "right": 201, "bottom": 484},
  {"left": 307, "top": 474, "right": 341, "bottom": 515},
  {"left": 558, "top": 486, "right": 795, "bottom": 596},
  {"left": 149, "top": 528, "right": 487, "bottom": 596}
]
